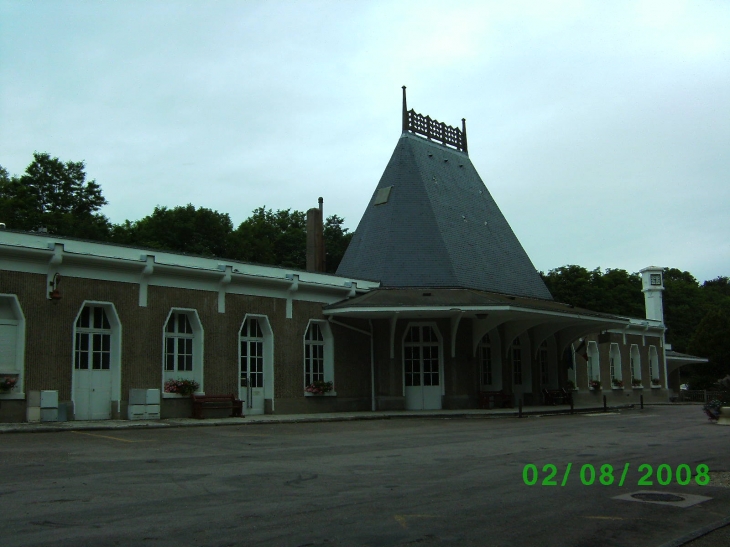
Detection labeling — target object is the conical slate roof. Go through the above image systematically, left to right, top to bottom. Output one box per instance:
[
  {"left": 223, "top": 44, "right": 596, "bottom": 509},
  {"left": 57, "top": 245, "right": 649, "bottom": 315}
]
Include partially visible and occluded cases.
[{"left": 336, "top": 132, "right": 553, "bottom": 300}]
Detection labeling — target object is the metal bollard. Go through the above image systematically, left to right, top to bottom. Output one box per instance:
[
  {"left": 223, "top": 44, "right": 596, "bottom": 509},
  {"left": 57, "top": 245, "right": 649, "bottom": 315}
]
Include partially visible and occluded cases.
[
  {"left": 640, "top": 394, "right": 644, "bottom": 410},
  {"left": 603, "top": 395, "right": 607, "bottom": 412},
  {"left": 518, "top": 398, "right": 523, "bottom": 419}
]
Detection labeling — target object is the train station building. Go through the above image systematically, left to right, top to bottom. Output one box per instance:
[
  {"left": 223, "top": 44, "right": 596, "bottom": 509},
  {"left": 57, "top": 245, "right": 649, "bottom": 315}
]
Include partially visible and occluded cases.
[{"left": 0, "top": 91, "right": 672, "bottom": 421}]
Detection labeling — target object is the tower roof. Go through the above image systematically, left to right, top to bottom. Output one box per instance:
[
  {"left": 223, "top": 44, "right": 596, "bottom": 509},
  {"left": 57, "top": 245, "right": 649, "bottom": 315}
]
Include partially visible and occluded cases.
[{"left": 336, "top": 130, "right": 553, "bottom": 300}]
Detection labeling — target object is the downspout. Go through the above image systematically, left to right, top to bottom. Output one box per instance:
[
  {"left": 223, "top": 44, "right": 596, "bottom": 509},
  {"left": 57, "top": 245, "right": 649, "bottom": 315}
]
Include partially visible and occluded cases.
[{"left": 327, "top": 317, "right": 376, "bottom": 411}]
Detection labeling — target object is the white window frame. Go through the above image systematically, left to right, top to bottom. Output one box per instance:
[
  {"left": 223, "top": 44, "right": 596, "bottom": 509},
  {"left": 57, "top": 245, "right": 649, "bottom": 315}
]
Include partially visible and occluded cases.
[
  {"left": 0, "top": 294, "right": 26, "bottom": 400},
  {"left": 71, "top": 301, "right": 122, "bottom": 414},
  {"left": 74, "top": 305, "right": 113, "bottom": 372},
  {"left": 162, "top": 309, "right": 204, "bottom": 397},
  {"left": 239, "top": 314, "right": 275, "bottom": 405},
  {"left": 303, "top": 320, "right": 335, "bottom": 395},
  {"left": 402, "top": 323, "right": 443, "bottom": 393},
  {"left": 587, "top": 341, "right": 600, "bottom": 387},
  {"left": 609, "top": 343, "right": 622, "bottom": 388},
  {"left": 630, "top": 344, "right": 642, "bottom": 388},
  {"left": 649, "top": 345, "right": 660, "bottom": 386}
]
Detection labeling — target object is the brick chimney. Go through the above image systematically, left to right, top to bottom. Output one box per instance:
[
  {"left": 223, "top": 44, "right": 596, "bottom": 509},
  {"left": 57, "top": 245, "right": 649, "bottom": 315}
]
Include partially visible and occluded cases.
[{"left": 306, "top": 198, "right": 326, "bottom": 272}]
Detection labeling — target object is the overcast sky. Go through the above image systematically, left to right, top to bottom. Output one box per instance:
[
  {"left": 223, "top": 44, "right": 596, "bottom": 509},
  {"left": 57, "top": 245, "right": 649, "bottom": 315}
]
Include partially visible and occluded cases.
[{"left": 1, "top": 0, "right": 728, "bottom": 283}]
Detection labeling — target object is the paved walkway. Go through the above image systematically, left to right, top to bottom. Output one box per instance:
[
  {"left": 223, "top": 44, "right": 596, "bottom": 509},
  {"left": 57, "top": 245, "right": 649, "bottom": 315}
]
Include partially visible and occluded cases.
[
  {"left": 0, "top": 402, "right": 635, "bottom": 434},
  {"left": 3, "top": 402, "right": 728, "bottom": 546}
]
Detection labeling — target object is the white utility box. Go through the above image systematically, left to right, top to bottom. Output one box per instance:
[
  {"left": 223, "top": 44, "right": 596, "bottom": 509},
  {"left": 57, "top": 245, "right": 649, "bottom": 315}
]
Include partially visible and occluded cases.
[
  {"left": 145, "top": 389, "right": 161, "bottom": 405},
  {"left": 40, "top": 390, "right": 58, "bottom": 408},
  {"left": 127, "top": 404, "right": 146, "bottom": 420},
  {"left": 145, "top": 405, "right": 161, "bottom": 420},
  {"left": 26, "top": 407, "right": 41, "bottom": 423},
  {"left": 40, "top": 408, "right": 58, "bottom": 422}
]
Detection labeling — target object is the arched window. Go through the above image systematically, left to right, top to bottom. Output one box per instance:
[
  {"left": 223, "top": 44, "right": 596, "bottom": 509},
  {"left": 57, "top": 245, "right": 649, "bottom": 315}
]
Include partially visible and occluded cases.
[
  {"left": 0, "top": 295, "right": 25, "bottom": 398},
  {"left": 72, "top": 302, "right": 121, "bottom": 420},
  {"left": 75, "top": 305, "right": 111, "bottom": 371},
  {"left": 162, "top": 309, "right": 203, "bottom": 394},
  {"left": 165, "top": 312, "right": 193, "bottom": 372},
  {"left": 240, "top": 317, "right": 264, "bottom": 389},
  {"left": 303, "top": 320, "right": 334, "bottom": 391},
  {"left": 304, "top": 322, "right": 325, "bottom": 385},
  {"left": 404, "top": 325, "right": 440, "bottom": 387},
  {"left": 478, "top": 333, "right": 492, "bottom": 386},
  {"left": 512, "top": 339, "right": 523, "bottom": 385},
  {"left": 587, "top": 341, "right": 600, "bottom": 386},
  {"left": 609, "top": 343, "right": 622, "bottom": 387},
  {"left": 630, "top": 345, "right": 641, "bottom": 387},
  {"left": 649, "top": 346, "right": 660, "bottom": 386}
]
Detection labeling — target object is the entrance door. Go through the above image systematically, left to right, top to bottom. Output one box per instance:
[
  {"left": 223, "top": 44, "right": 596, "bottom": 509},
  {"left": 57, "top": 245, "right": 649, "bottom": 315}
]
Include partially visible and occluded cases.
[
  {"left": 73, "top": 306, "right": 113, "bottom": 420},
  {"left": 240, "top": 317, "right": 265, "bottom": 415},
  {"left": 403, "top": 324, "right": 442, "bottom": 410}
]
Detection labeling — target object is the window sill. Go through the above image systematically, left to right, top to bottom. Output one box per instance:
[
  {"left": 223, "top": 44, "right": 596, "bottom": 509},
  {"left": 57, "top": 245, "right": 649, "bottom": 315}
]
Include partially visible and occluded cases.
[
  {"left": 650, "top": 384, "right": 662, "bottom": 389},
  {"left": 611, "top": 386, "right": 624, "bottom": 390},
  {"left": 632, "top": 386, "right": 644, "bottom": 390},
  {"left": 304, "top": 391, "right": 337, "bottom": 397},
  {"left": 0, "top": 392, "right": 24, "bottom": 400}
]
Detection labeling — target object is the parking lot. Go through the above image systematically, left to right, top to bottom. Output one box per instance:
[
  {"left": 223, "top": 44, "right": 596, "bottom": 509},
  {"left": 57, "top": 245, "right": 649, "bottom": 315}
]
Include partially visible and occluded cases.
[{"left": 0, "top": 405, "right": 728, "bottom": 547}]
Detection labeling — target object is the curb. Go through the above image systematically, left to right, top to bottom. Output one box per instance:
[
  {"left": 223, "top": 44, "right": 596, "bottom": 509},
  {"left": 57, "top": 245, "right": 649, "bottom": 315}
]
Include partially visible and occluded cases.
[
  {"left": 0, "top": 404, "right": 637, "bottom": 435},
  {"left": 658, "top": 517, "right": 730, "bottom": 547}
]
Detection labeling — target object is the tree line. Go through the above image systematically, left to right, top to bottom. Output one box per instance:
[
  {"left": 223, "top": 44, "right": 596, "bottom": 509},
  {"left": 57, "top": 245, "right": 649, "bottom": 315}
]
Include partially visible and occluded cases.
[
  {"left": 0, "top": 152, "right": 353, "bottom": 273},
  {"left": 2, "top": 153, "right": 728, "bottom": 388},
  {"left": 541, "top": 267, "right": 730, "bottom": 389}
]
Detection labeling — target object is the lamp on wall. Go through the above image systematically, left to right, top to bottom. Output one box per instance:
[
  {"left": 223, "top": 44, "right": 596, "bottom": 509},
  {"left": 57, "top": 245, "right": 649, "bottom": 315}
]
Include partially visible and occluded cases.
[{"left": 49, "top": 273, "right": 62, "bottom": 300}]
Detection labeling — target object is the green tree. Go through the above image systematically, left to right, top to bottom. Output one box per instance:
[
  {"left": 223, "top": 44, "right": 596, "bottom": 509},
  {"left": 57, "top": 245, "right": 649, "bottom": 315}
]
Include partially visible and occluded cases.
[
  {"left": 0, "top": 153, "right": 110, "bottom": 239},
  {"left": 112, "top": 204, "right": 233, "bottom": 257},
  {"left": 227, "top": 207, "right": 307, "bottom": 268},
  {"left": 324, "top": 214, "right": 354, "bottom": 273},
  {"left": 541, "top": 265, "right": 642, "bottom": 316},
  {"left": 662, "top": 268, "right": 707, "bottom": 354},
  {"left": 687, "top": 303, "right": 730, "bottom": 389}
]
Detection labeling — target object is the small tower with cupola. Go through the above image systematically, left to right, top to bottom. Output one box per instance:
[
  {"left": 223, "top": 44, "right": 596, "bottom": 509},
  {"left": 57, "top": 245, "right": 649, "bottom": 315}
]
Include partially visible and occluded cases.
[{"left": 640, "top": 266, "right": 665, "bottom": 324}]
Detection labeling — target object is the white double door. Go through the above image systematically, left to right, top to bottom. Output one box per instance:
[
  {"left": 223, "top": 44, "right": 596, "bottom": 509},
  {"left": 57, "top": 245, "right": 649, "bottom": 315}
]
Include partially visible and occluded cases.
[
  {"left": 239, "top": 338, "right": 265, "bottom": 415},
  {"left": 404, "top": 338, "right": 442, "bottom": 410},
  {"left": 75, "top": 368, "right": 112, "bottom": 420}
]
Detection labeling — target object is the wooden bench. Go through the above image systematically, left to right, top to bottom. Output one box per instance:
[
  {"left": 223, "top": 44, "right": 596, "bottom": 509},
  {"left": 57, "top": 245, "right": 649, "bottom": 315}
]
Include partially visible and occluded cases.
[
  {"left": 542, "top": 388, "right": 573, "bottom": 406},
  {"left": 479, "top": 390, "right": 512, "bottom": 409},
  {"left": 192, "top": 394, "right": 244, "bottom": 419}
]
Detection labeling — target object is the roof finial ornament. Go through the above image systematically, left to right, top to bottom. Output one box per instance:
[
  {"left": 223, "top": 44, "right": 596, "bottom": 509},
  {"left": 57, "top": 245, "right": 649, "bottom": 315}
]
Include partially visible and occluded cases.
[
  {"left": 400, "top": 86, "right": 468, "bottom": 154},
  {"left": 402, "top": 86, "right": 408, "bottom": 133}
]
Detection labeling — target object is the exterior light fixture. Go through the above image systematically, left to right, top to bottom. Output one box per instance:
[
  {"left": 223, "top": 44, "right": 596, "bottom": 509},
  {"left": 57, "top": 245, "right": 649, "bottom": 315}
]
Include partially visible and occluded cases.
[{"left": 49, "top": 273, "right": 62, "bottom": 300}]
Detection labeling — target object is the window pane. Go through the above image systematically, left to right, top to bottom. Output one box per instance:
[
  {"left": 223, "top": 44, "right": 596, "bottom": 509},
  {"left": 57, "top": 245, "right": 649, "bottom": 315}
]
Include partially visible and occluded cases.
[
  {"left": 77, "top": 306, "right": 90, "bottom": 328},
  {"left": 93, "top": 307, "right": 103, "bottom": 329},
  {"left": 102, "top": 309, "right": 111, "bottom": 330},
  {"left": 177, "top": 314, "right": 186, "bottom": 333},
  {"left": 165, "top": 316, "right": 174, "bottom": 333},
  {"left": 93, "top": 333, "right": 102, "bottom": 352},
  {"left": 166, "top": 337, "right": 174, "bottom": 354},
  {"left": 240, "top": 341, "right": 247, "bottom": 358},
  {"left": 78, "top": 350, "right": 88, "bottom": 370},
  {"left": 92, "top": 351, "right": 101, "bottom": 370},
  {"left": 101, "top": 352, "right": 110, "bottom": 370},
  {"left": 165, "top": 354, "right": 175, "bottom": 371},
  {"left": 184, "top": 354, "right": 193, "bottom": 371}
]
